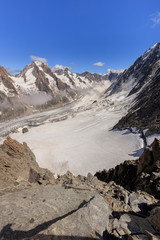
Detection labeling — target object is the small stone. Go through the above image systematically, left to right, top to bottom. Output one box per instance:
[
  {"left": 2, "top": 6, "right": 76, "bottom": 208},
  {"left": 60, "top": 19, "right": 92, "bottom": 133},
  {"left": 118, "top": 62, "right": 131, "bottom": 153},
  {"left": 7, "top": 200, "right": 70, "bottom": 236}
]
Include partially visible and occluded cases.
[
  {"left": 22, "top": 127, "right": 29, "bottom": 134},
  {"left": 29, "top": 218, "right": 34, "bottom": 224}
]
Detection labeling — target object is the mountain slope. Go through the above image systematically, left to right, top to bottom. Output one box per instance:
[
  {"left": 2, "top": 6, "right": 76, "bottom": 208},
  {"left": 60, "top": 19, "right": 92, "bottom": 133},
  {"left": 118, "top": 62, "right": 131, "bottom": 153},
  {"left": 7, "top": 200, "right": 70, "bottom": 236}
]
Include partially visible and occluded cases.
[
  {"left": 106, "top": 42, "right": 160, "bottom": 135},
  {"left": 107, "top": 42, "right": 160, "bottom": 96},
  {"left": 0, "top": 66, "right": 17, "bottom": 98},
  {"left": 114, "top": 68, "right": 160, "bottom": 135}
]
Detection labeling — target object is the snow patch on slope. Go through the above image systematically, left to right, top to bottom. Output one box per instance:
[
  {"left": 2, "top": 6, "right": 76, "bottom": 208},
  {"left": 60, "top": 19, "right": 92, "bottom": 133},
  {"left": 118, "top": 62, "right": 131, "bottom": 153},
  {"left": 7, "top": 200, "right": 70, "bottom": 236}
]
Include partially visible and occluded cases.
[
  {"left": 10, "top": 68, "right": 37, "bottom": 94},
  {"left": 0, "top": 82, "right": 10, "bottom": 95}
]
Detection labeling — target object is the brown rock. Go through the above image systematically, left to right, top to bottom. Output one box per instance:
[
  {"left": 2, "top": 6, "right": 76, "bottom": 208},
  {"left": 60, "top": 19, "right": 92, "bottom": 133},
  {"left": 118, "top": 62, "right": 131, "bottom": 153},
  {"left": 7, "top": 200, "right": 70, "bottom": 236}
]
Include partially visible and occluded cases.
[
  {"left": 0, "top": 66, "right": 17, "bottom": 95},
  {"left": 22, "top": 127, "right": 29, "bottom": 134},
  {"left": 0, "top": 136, "right": 54, "bottom": 190}
]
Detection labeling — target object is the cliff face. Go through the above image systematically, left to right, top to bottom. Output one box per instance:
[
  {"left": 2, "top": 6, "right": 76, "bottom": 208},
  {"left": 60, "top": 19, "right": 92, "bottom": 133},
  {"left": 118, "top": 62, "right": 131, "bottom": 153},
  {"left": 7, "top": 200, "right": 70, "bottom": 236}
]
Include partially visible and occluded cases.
[
  {"left": 0, "top": 66, "right": 17, "bottom": 97},
  {"left": 113, "top": 68, "right": 160, "bottom": 135}
]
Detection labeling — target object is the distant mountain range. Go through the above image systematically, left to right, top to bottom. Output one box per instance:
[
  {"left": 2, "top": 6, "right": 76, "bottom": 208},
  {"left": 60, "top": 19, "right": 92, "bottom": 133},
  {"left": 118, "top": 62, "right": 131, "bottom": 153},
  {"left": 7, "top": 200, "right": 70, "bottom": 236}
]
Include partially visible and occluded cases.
[
  {"left": 0, "top": 42, "right": 160, "bottom": 135},
  {"left": 0, "top": 61, "right": 117, "bottom": 120},
  {"left": 0, "top": 61, "right": 117, "bottom": 98}
]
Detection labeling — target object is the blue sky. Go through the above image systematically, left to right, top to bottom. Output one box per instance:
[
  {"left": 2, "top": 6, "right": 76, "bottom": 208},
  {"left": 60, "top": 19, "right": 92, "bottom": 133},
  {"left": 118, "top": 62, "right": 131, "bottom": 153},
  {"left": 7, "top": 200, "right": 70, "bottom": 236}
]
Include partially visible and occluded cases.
[{"left": 0, "top": 0, "right": 160, "bottom": 74}]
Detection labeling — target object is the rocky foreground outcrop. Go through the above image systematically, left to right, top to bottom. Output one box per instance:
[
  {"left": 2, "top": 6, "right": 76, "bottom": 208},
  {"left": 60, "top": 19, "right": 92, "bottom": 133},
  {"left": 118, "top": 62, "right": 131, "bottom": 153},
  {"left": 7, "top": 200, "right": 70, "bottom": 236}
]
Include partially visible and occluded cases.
[
  {"left": 0, "top": 136, "right": 54, "bottom": 191},
  {"left": 0, "top": 137, "right": 160, "bottom": 239},
  {"left": 95, "top": 138, "right": 160, "bottom": 199}
]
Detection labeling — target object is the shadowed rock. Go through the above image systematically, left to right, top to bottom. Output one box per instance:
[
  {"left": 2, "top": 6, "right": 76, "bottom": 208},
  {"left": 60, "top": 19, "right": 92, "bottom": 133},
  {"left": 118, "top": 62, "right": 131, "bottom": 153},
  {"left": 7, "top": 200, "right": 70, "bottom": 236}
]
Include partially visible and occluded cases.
[{"left": 95, "top": 138, "right": 160, "bottom": 199}]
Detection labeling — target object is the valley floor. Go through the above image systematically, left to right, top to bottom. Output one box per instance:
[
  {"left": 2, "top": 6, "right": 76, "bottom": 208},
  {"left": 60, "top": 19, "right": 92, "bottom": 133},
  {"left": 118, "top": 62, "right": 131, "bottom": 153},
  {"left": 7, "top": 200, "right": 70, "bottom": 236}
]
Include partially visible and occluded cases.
[{"left": 1, "top": 86, "right": 144, "bottom": 176}]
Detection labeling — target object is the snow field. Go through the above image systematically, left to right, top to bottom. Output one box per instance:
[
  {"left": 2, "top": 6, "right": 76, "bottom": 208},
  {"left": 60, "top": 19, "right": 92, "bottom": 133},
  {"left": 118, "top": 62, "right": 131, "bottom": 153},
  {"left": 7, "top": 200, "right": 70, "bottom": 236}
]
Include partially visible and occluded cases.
[{"left": 10, "top": 108, "right": 144, "bottom": 176}]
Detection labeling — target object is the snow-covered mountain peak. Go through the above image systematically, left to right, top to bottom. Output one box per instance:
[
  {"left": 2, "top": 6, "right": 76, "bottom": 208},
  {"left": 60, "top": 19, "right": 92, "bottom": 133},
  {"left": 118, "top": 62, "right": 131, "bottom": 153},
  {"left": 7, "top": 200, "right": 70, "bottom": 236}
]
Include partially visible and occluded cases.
[
  {"left": 106, "top": 41, "right": 160, "bottom": 97},
  {"left": 140, "top": 42, "right": 160, "bottom": 63},
  {"left": 0, "top": 61, "right": 112, "bottom": 115},
  {"left": 34, "top": 61, "right": 45, "bottom": 67},
  {"left": 0, "top": 66, "right": 10, "bottom": 76}
]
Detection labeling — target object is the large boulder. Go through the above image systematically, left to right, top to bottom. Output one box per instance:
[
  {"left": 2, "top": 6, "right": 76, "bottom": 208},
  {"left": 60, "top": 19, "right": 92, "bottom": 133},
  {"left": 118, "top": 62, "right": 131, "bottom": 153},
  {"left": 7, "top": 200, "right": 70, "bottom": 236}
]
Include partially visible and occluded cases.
[{"left": 0, "top": 185, "right": 110, "bottom": 239}]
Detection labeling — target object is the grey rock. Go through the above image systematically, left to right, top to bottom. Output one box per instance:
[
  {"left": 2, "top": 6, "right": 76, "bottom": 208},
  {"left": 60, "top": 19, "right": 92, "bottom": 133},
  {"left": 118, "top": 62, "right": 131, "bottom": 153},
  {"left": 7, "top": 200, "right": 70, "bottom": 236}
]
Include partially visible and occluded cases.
[
  {"left": 0, "top": 184, "right": 110, "bottom": 239},
  {"left": 129, "top": 192, "right": 153, "bottom": 213},
  {"left": 118, "top": 213, "right": 155, "bottom": 235}
]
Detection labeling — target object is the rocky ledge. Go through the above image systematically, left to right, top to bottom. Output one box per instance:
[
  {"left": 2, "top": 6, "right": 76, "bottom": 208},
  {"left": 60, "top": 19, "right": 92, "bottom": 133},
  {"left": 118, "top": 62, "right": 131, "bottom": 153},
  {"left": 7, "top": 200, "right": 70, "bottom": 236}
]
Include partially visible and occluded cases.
[{"left": 0, "top": 137, "right": 160, "bottom": 240}]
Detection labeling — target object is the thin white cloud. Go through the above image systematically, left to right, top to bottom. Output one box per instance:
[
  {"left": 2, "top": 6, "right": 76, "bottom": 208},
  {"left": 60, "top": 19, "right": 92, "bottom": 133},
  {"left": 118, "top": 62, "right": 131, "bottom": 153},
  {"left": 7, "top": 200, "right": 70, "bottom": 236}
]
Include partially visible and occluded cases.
[
  {"left": 151, "top": 12, "right": 160, "bottom": 27},
  {"left": 30, "top": 56, "right": 47, "bottom": 64},
  {"left": 93, "top": 62, "right": 105, "bottom": 67},
  {"left": 52, "top": 64, "right": 72, "bottom": 72},
  {"left": 6, "top": 68, "right": 21, "bottom": 74},
  {"left": 106, "top": 69, "right": 125, "bottom": 74}
]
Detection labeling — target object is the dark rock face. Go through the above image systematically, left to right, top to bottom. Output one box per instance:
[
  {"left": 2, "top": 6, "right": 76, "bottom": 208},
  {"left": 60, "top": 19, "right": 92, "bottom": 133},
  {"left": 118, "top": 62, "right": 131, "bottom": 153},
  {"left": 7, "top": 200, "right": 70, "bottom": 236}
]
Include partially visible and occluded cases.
[
  {"left": 108, "top": 42, "right": 160, "bottom": 96},
  {"left": 109, "top": 43, "right": 160, "bottom": 134},
  {"left": 41, "top": 64, "right": 70, "bottom": 91},
  {"left": 32, "top": 65, "right": 52, "bottom": 94},
  {"left": 114, "top": 68, "right": 160, "bottom": 135},
  {"left": 104, "top": 71, "right": 121, "bottom": 82},
  {"left": 78, "top": 72, "right": 103, "bottom": 82},
  {"left": 95, "top": 138, "right": 160, "bottom": 199},
  {"left": 95, "top": 160, "right": 138, "bottom": 191}
]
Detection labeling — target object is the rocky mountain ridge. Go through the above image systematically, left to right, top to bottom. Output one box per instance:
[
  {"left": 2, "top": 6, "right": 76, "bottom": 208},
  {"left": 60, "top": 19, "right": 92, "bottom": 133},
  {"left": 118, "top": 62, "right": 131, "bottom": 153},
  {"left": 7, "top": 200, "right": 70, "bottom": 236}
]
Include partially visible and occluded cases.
[
  {"left": 105, "top": 42, "right": 160, "bottom": 135},
  {"left": 107, "top": 42, "right": 160, "bottom": 96},
  {"left": 0, "top": 62, "right": 112, "bottom": 121},
  {"left": 0, "top": 62, "right": 112, "bottom": 98}
]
